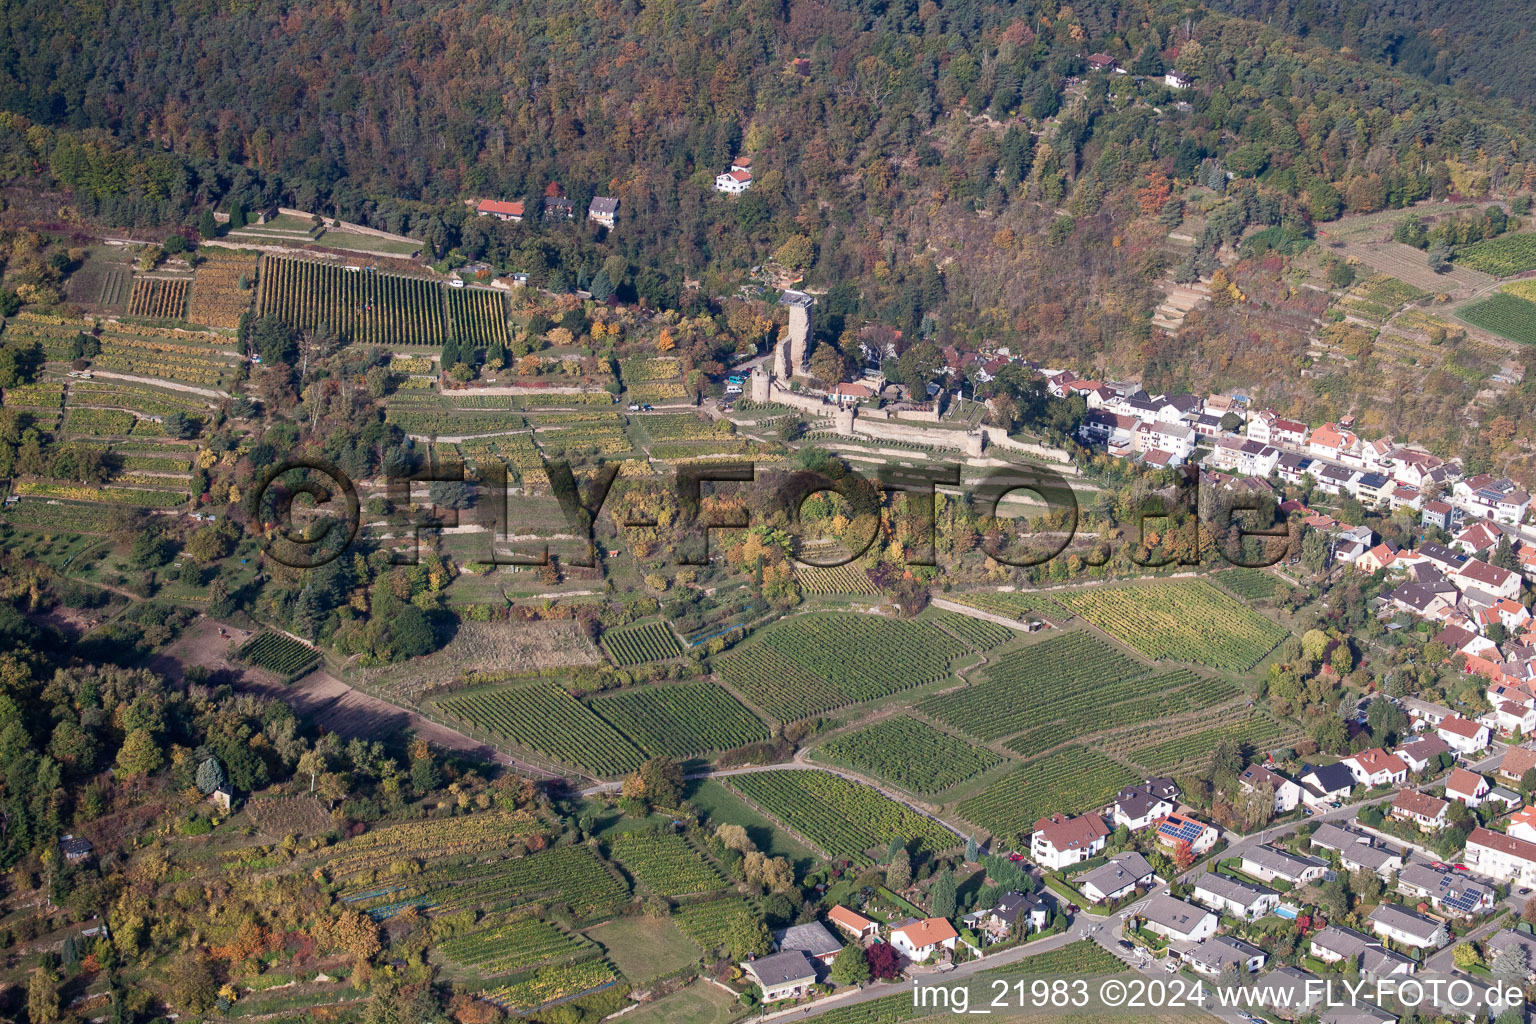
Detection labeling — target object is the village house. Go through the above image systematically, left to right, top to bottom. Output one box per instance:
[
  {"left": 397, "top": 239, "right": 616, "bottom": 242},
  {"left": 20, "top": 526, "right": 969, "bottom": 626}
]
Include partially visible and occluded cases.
[
  {"left": 1085, "top": 52, "right": 1121, "bottom": 72},
  {"left": 1164, "top": 71, "right": 1190, "bottom": 88},
  {"left": 714, "top": 167, "right": 753, "bottom": 194},
  {"left": 587, "top": 196, "right": 619, "bottom": 229},
  {"left": 474, "top": 198, "right": 524, "bottom": 222},
  {"left": 1248, "top": 411, "right": 1309, "bottom": 447},
  {"left": 1310, "top": 422, "right": 1361, "bottom": 462},
  {"left": 1276, "top": 452, "right": 1317, "bottom": 486},
  {"left": 1317, "top": 463, "right": 1361, "bottom": 497},
  {"left": 1454, "top": 475, "right": 1532, "bottom": 526},
  {"left": 1389, "top": 486, "right": 1424, "bottom": 512},
  {"left": 1422, "top": 500, "right": 1455, "bottom": 531},
  {"left": 1455, "top": 519, "right": 1505, "bottom": 556},
  {"left": 1452, "top": 559, "right": 1523, "bottom": 602},
  {"left": 1401, "top": 697, "right": 1454, "bottom": 732},
  {"left": 1436, "top": 715, "right": 1492, "bottom": 755},
  {"left": 1395, "top": 733, "right": 1451, "bottom": 773},
  {"left": 1498, "top": 746, "right": 1536, "bottom": 788},
  {"left": 1341, "top": 748, "right": 1409, "bottom": 788},
  {"left": 1299, "top": 763, "right": 1356, "bottom": 806},
  {"left": 1239, "top": 764, "right": 1303, "bottom": 813},
  {"left": 1445, "top": 768, "right": 1491, "bottom": 807},
  {"left": 1112, "top": 778, "right": 1180, "bottom": 830},
  {"left": 1390, "top": 790, "right": 1450, "bottom": 831},
  {"left": 1153, "top": 812, "right": 1219, "bottom": 858},
  {"left": 1030, "top": 813, "right": 1109, "bottom": 870},
  {"left": 1310, "top": 824, "right": 1403, "bottom": 879},
  {"left": 1463, "top": 827, "right": 1536, "bottom": 885},
  {"left": 59, "top": 835, "right": 92, "bottom": 864},
  {"left": 1239, "top": 845, "right": 1328, "bottom": 885},
  {"left": 1077, "top": 851, "right": 1155, "bottom": 904},
  {"left": 1396, "top": 863, "right": 1496, "bottom": 917},
  {"left": 1191, "top": 872, "right": 1280, "bottom": 920},
  {"left": 962, "top": 890, "right": 1052, "bottom": 940},
  {"left": 1139, "top": 893, "right": 1217, "bottom": 944},
  {"left": 1368, "top": 904, "right": 1447, "bottom": 950},
  {"left": 827, "top": 906, "right": 879, "bottom": 942},
  {"left": 889, "top": 917, "right": 959, "bottom": 963},
  {"left": 774, "top": 921, "right": 842, "bottom": 966},
  {"left": 1308, "top": 925, "right": 1418, "bottom": 976},
  {"left": 1485, "top": 931, "right": 1536, "bottom": 981},
  {"left": 1185, "top": 935, "right": 1266, "bottom": 976},
  {"left": 742, "top": 949, "right": 818, "bottom": 1002}
]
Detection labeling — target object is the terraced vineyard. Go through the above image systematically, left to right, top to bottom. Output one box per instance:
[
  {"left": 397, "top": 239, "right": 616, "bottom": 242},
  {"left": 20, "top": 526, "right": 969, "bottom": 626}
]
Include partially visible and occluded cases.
[
  {"left": 1455, "top": 233, "right": 1536, "bottom": 276},
  {"left": 187, "top": 253, "right": 257, "bottom": 328},
  {"left": 258, "top": 255, "right": 446, "bottom": 346},
  {"left": 127, "top": 277, "right": 190, "bottom": 319},
  {"left": 446, "top": 286, "right": 510, "bottom": 346},
  {"left": 1459, "top": 292, "right": 1536, "bottom": 346},
  {"left": 91, "top": 323, "right": 244, "bottom": 387},
  {"left": 0, "top": 498, "right": 112, "bottom": 532},
  {"left": 794, "top": 563, "right": 878, "bottom": 595},
  {"left": 1216, "top": 568, "right": 1282, "bottom": 601},
  {"left": 1055, "top": 580, "right": 1288, "bottom": 670},
  {"left": 942, "top": 590, "right": 1065, "bottom": 621},
  {"left": 924, "top": 609, "right": 1017, "bottom": 651},
  {"left": 714, "top": 612, "right": 966, "bottom": 722},
  {"left": 600, "top": 621, "right": 682, "bottom": 666},
  {"left": 238, "top": 632, "right": 320, "bottom": 679},
  {"left": 917, "top": 632, "right": 1150, "bottom": 741},
  {"left": 1002, "top": 672, "right": 1239, "bottom": 758},
  {"left": 438, "top": 681, "right": 645, "bottom": 777},
  {"left": 591, "top": 682, "right": 767, "bottom": 759},
  {"left": 1126, "top": 714, "right": 1297, "bottom": 773},
  {"left": 820, "top": 717, "right": 1001, "bottom": 795},
  {"left": 957, "top": 749, "right": 1136, "bottom": 845},
  {"left": 727, "top": 770, "right": 957, "bottom": 861},
  {"left": 326, "top": 810, "right": 545, "bottom": 879},
  {"left": 608, "top": 832, "right": 726, "bottom": 896},
  {"left": 340, "top": 843, "right": 628, "bottom": 921},
  {"left": 672, "top": 898, "right": 759, "bottom": 956},
  {"left": 439, "top": 915, "right": 596, "bottom": 976},
  {"left": 485, "top": 959, "right": 617, "bottom": 1013}
]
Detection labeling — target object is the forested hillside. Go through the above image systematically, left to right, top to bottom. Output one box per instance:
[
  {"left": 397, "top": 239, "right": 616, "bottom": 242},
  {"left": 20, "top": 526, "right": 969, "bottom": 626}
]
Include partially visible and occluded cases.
[
  {"left": 3, "top": 0, "right": 1536, "bottom": 453},
  {"left": 1208, "top": 0, "right": 1536, "bottom": 105}
]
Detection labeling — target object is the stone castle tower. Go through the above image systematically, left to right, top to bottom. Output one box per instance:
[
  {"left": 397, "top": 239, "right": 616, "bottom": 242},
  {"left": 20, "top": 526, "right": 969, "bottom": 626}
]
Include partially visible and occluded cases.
[
  {"left": 780, "top": 290, "right": 814, "bottom": 375},
  {"left": 750, "top": 365, "right": 770, "bottom": 403}
]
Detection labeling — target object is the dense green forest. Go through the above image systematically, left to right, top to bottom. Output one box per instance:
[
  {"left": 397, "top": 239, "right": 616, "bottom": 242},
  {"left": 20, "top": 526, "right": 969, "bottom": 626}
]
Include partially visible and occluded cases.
[
  {"left": 5, "top": 0, "right": 1536, "bottom": 333},
  {"left": 1208, "top": 0, "right": 1536, "bottom": 104}
]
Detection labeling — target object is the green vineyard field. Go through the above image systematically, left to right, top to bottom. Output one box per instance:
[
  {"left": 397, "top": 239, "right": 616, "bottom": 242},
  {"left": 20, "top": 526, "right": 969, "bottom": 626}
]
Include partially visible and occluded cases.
[
  {"left": 1055, "top": 580, "right": 1288, "bottom": 670},
  {"left": 714, "top": 613, "right": 966, "bottom": 722},
  {"left": 600, "top": 621, "right": 682, "bottom": 666},
  {"left": 438, "top": 681, "right": 645, "bottom": 777},
  {"left": 591, "top": 681, "right": 767, "bottom": 760},
  {"left": 819, "top": 717, "right": 1001, "bottom": 795},
  {"left": 957, "top": 749, "right": 1135, "bottom": 845},
  {"left": 727, "top": 770, "right": 957, "bottom": 861}
]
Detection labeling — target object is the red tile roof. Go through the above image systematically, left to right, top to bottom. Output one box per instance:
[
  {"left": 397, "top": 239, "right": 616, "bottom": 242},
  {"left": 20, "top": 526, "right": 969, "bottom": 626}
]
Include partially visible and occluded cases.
[
  {"left": 477, "top": 199, "right": 524, "bottom": 216},
  {"left": 1438, "top": 715, "right": 1488, "bottom": 740},
  {"left": 1392, "top": 789, "right": 1448, "bottom": 819},
  {"left": 892, "top": 917, "right": 958, "bottom": 948}
]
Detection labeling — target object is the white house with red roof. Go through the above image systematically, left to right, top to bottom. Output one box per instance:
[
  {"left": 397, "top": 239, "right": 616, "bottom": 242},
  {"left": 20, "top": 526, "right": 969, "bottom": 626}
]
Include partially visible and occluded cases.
[
  {"left": 715, "top": 167, "right": 753, "bottom": 194},
  {"left": 475, "top": 198, "right": 525, "bottom": 222},
  {"left": 1309, "top": 422, "right": 1361, "bottom": 462},
  {"left": 1454, "top": 520, "right": 1505, "bottom": 556},
  {"left": 1453, "top": 559, "right": 1523, "bottom": 602},
  {"left": 1481, "top": 599, "right": 1533, "bottom": 634},
  {"left": 1437, "top": 715, "right": 1492, "bottom": 755},
  {"left": 1340, "top": 748, "right": 1408, "bottom": 787},
  {"left": 1445, "top": 768, "right": 1491, "bottom": 808},
  {"left": 1391, "top": 790, "right": 1450, "bottom": 830},
  {"left": 1508, "top": 806, "right": 1536, "bottom": 843},
  {"left": 1153, "top": 812, "right": 1219, "bottom": 857},
  {"left": 1030, "top": 813, "right": 1109, "bottom": 870},
  {"left": 1464, "top": 827, "right": 1536, "bottom": 885},
  {"left": 827, "top": 905, "right": 880, "bottom": 941},
  {"left": 889, "top": 917, "right": 959, "bottom": 962}
]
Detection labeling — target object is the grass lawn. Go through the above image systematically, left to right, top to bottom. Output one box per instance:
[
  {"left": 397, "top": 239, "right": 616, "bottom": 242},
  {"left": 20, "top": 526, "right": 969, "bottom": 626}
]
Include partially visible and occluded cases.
[
  {"left": 316, "top": 228, "right": 421, "bottom": 255},
  {"left": 685, "top": 779, "right": 819, "bottom": 872},
  {"left": 584, "top": 916, "right": 700, "bottom": 983},
  {"left": 621, "top": 980, "right": 740, "bottom": 1024}
]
